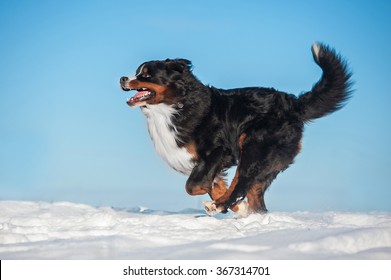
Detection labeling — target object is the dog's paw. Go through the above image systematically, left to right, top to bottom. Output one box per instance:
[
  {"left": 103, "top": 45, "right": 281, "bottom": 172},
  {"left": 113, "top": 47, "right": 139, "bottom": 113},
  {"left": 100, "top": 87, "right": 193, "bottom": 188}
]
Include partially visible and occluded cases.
[
  {"left": 203, "top": 201, "right": 221, "bottom": 216},
  {"left": 235, "top": 201, "right": 250, "bottom": 217}
]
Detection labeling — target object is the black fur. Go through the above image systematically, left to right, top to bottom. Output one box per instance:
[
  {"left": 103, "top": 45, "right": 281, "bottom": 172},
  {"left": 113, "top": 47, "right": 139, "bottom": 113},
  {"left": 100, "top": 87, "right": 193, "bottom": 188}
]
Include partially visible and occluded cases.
[{"left": 120, "top": 43, "right": 353, "bottom": 214}]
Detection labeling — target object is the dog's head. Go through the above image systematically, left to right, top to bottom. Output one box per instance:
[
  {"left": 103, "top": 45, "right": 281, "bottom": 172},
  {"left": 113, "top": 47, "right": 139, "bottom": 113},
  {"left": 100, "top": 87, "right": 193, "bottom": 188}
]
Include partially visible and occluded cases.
[{"left": 120, "top": 59, "right": 193, "bottom": 107}]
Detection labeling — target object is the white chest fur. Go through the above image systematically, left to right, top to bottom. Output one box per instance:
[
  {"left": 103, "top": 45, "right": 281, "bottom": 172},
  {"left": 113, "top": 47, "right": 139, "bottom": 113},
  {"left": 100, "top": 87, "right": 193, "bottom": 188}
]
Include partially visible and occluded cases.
[{"left": 141, "top": 104, "right": 195, "bottom": 175}]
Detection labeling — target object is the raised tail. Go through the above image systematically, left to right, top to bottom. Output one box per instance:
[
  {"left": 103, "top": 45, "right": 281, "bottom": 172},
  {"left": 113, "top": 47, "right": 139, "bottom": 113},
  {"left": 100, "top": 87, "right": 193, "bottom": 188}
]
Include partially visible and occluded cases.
[{"left": 298, "top": 43, "right": 353, "bottom": 122}]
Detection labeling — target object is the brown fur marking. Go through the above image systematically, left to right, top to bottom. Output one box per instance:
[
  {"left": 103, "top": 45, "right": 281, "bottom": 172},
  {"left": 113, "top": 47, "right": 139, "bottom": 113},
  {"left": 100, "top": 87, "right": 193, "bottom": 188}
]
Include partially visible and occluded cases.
[
  {"left": 214, "top": 133, "right": 247, "bottom": 208},
  {"left": 185, "top": 141, "right": 198, "bottom": 161},
  {"left": 210, "top": 178, "right": 227, "bottom": 200},
  {"left": 246, "top": 183, "right": 267, "bottom": 212},
  {"left": 186, "top": 184, "right": 210, "bottom": 196}
]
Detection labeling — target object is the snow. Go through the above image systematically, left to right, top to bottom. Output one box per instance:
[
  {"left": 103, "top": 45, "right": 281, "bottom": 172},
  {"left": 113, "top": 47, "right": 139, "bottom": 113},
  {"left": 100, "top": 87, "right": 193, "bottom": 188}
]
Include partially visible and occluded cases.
[{"left": 0, "top": 201, "right": 390, "bottom": 259}]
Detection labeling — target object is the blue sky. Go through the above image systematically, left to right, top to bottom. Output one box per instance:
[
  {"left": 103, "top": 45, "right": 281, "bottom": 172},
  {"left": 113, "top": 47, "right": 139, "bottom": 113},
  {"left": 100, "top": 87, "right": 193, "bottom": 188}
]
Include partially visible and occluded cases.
[{"left": 0, "top": 0, "right": 390, "bottom": 212}]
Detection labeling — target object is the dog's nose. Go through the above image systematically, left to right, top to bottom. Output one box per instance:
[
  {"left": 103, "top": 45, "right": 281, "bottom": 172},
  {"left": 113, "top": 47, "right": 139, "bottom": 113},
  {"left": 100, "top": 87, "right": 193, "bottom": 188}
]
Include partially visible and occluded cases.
[{"left": 120, "top": 76, "right": 128, "bottom": 83}]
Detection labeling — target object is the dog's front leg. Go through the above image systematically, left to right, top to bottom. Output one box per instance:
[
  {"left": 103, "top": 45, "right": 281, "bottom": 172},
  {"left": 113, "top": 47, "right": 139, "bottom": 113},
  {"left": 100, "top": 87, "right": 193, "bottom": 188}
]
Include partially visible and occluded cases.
[{"left": 185, "top": 147, "right": 224, "bottom": 196}]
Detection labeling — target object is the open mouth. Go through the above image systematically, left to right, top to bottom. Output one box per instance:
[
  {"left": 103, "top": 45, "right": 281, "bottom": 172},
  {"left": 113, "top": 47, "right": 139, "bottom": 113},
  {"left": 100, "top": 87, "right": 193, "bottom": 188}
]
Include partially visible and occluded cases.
[{"left": 127, "top": 88, "right": 156, "bottom": 106}]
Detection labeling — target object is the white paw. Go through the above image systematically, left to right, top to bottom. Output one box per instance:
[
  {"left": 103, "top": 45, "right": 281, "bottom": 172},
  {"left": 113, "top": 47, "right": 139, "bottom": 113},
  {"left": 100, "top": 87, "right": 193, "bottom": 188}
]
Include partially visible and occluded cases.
[
  {"left": 203, "top": 201, "right": 222, "bottom": 216},
  {"left": 235, "top": 201, "right": 250, "bottom": 217}
]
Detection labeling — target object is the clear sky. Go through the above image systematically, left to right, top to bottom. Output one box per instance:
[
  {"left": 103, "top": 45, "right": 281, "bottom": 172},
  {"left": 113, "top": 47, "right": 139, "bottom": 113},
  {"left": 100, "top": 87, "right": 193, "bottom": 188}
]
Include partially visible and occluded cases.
[{"left": 1, "top": 0, "right": 390, "bottom": 212}]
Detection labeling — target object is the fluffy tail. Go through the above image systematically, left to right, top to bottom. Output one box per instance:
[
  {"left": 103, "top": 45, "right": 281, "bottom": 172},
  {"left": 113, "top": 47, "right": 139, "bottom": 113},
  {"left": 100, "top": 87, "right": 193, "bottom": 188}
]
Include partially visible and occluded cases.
[{"left": 298, "top": 43, "right": 353, "bottom": 122}]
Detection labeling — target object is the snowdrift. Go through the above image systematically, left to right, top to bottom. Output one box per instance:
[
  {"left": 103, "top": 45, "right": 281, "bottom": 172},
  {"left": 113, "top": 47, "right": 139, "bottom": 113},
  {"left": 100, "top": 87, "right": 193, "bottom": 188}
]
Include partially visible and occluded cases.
[{"left": 0, "top": 201, "right": 390, "bottom": 259}]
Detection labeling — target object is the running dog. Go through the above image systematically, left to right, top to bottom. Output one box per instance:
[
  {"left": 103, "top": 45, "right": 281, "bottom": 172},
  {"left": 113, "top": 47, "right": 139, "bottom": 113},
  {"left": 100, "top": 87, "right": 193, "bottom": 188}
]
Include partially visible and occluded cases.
[{"left": 120, "top": 43, "right": 352, "bottom": 216}]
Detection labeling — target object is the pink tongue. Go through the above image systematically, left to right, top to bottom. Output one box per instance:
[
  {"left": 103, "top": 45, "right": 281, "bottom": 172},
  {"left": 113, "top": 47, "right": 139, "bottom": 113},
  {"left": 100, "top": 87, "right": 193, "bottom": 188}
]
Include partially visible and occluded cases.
[{"left": 133, "top": 91, "right": 149, "bottom": 99}]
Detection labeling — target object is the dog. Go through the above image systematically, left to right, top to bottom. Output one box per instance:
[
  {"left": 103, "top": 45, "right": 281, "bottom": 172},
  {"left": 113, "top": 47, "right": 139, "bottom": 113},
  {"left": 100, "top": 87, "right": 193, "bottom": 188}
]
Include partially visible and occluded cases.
[{"left": 120, "top": 43, "right": 352, "bottom": 216}]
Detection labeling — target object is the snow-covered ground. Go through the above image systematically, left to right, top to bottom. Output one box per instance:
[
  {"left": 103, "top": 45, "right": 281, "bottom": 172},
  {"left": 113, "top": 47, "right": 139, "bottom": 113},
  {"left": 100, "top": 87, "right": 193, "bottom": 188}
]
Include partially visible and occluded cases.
[{"left": 0, "top": 201, "right": 390, "bottom": 259}]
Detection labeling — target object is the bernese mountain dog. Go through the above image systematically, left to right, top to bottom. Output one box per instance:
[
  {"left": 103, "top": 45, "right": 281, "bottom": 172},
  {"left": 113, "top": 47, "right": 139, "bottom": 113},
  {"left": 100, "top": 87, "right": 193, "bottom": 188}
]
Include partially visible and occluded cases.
[{"left": 120, "top": 43, "right": 352, "bottom": 216}]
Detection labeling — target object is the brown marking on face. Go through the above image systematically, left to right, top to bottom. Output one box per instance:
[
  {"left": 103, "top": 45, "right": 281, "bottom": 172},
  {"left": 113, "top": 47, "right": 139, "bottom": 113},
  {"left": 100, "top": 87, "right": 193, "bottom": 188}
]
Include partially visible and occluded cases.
[
  {"left": 127, "top": 80, "right": 178, "bottom": 105},
  {"left": 128, "top": 80, "right": 167, "bottom": 95},
  {"left": 129, "top": 80, "right": 177, "bottom": 105}
]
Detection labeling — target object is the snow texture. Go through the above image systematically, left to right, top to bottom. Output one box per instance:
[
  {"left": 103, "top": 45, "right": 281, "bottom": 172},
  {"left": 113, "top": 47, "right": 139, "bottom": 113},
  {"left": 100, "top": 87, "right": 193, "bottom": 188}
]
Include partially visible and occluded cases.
[{"left": 0, "top": 201, "right": 390, "bottom": 259}]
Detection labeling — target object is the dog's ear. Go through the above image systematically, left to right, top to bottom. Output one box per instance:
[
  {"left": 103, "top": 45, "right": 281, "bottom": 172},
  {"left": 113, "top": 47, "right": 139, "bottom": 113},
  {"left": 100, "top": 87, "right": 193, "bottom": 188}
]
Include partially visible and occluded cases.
[{"left": 165, "top": 59, "right": 192, "bottom": 73}]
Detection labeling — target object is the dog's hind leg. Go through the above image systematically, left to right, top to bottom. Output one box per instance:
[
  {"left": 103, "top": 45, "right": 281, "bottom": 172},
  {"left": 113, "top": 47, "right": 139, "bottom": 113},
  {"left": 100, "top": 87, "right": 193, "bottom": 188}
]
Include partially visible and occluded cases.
[
  {"left": 204, "top": 133, "right": 251, "bottom": 216},
  {"left": 208, "top": 136, "right": 298, "bottom": 215},
  {"left": 185, "top": 144, "right": 249, "bottom": 215},
  {"left": 203, "top": 161, "right": 252, "bottom": 216},
  {"left": 246, "top": 173, "right": 278, "bottom": 213}
]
